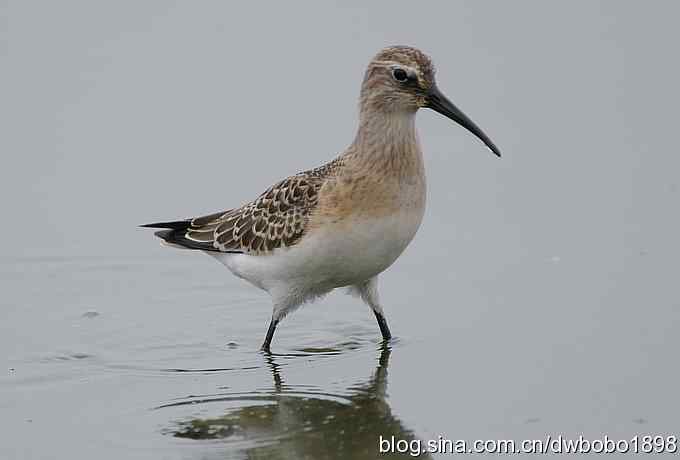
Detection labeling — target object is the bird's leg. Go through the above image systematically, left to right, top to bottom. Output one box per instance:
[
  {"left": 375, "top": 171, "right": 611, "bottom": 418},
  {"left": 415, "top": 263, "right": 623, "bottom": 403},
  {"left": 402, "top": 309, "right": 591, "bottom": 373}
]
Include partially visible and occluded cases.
[
  {"left": 354, "top": 277, "right": 392, "bottom": 342},
  {"left": 373, "top": 310, "right": 392, "bottom": 341},
  {"left": 261, "top": 318, "right": 279, "bottom": 353}
]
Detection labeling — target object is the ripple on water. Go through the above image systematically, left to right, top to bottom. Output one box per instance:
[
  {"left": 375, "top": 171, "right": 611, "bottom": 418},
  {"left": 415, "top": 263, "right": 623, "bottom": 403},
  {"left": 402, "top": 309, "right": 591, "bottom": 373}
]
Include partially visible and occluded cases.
[
  {"left": 155, "top": 340, "right": 432, "bottom": 458},
  {"left": 41, "top": 352, "right": 94, "bottom": 362}
]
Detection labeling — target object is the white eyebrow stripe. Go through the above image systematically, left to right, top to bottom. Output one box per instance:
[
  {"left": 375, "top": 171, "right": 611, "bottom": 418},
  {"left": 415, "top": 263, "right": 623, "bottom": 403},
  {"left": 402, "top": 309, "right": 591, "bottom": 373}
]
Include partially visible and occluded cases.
[
  {"left": 372, "top": 60, "right": 419, "bottom": 77},
  {"left": 373, "top": 60, "right": 414, "bottom": 69}
]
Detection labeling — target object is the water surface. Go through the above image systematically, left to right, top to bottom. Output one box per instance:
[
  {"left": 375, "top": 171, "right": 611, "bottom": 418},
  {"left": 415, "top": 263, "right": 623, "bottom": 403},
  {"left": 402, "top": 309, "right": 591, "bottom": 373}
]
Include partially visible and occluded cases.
[{"left": 3, "top": 1, "right": 680, "bottom": 458}]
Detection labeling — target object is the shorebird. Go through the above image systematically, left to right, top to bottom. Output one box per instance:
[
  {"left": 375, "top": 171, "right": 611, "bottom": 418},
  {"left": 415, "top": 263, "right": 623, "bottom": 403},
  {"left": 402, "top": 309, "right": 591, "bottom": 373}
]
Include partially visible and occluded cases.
[{"left": 143, "top": 46, "right": 500, "bottom": 352}]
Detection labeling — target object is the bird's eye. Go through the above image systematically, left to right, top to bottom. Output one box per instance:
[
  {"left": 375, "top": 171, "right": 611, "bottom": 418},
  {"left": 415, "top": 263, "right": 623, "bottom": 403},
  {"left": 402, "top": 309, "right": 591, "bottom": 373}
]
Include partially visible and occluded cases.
[{"left": 392, "top": 68, "right": 409, "bottom": 82}]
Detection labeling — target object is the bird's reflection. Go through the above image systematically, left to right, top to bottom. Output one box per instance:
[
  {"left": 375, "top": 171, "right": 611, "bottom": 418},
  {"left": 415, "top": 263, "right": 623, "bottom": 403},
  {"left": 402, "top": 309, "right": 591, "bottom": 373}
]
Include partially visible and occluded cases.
[{"left": 166, "top": 343, "right": 432, "bottom": 459}]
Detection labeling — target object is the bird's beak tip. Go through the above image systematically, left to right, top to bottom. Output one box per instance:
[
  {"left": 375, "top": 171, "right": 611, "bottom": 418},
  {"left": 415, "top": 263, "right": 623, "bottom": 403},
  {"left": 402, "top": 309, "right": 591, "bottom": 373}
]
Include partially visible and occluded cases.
[{"left": 427, "top": 86, "right": 501, "bottom": 159}]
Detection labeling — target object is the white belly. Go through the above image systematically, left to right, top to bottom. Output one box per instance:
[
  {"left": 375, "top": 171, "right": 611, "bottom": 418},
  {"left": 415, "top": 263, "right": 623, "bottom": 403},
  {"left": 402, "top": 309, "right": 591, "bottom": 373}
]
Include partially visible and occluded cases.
[{"left": 212, "top": 209, "right": 424, "bottom": 296}]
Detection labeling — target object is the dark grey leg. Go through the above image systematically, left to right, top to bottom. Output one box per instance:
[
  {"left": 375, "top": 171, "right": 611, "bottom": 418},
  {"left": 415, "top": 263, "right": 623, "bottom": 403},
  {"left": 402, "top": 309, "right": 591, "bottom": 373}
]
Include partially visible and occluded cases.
[
  {"left": 373, "top": 310, "right": 392, "bottom": 341},
  {"left": 261, "top": 318, "right": 279, "bottom": 352}
]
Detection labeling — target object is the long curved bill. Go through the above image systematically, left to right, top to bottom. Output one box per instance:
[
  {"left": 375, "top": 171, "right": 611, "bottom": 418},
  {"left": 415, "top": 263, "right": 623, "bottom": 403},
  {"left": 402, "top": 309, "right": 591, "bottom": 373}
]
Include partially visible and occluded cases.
[{"left": 426, "top": 85, "right": 501, "bottom": 157}]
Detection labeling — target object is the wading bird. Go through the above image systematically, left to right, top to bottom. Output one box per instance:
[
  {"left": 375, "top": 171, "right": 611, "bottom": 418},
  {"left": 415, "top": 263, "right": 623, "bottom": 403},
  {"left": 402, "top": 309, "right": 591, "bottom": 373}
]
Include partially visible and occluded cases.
[{"left": 142, "top": 46, "right": 500, "bottom": 352}]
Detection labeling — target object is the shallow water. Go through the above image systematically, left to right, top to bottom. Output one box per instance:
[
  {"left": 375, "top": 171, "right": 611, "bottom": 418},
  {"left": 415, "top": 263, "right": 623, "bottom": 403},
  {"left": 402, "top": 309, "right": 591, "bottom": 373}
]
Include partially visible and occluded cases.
[{"left": 3, "top": 248, "right": 679, "bottom": 459}]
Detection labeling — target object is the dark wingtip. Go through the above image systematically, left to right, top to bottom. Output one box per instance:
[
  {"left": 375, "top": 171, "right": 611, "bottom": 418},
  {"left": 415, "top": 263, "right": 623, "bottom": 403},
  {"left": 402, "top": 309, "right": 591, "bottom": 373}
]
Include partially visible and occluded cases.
[{"left": 139, "top": 220, "right": 190, "bottom": 230}]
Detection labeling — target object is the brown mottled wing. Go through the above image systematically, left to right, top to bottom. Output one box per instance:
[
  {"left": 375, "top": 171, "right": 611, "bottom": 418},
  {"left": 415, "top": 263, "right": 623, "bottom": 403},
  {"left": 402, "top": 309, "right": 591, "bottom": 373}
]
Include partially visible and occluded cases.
[{"left": 183, "top": 160, "right": 341, "bottom": 254}]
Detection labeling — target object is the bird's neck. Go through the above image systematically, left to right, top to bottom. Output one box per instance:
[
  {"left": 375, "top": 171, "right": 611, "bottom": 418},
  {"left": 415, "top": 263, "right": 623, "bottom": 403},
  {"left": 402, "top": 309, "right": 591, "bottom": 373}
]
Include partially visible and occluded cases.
[
  {"left": 354, "top": 108, "right": 417, "bottom": 148},
  {"left": 347, "top": 109, "right": 424, "bottom": 181}
]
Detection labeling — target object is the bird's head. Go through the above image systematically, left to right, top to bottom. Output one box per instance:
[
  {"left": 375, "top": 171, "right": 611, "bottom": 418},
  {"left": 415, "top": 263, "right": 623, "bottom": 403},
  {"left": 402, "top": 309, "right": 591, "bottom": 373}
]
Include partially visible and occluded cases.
[{"left": 360, "top": 45, "right": 500, "bottom": 157}]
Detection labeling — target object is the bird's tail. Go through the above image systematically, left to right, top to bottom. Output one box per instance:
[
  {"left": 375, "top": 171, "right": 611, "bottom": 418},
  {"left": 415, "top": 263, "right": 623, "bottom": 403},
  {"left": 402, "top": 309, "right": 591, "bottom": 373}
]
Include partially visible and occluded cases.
[
  {"left": 140, "top": 220, "right": 194, "bottom": 249},
  {"left": 140, "top": 220, "right": 225, "bottom": 252}
]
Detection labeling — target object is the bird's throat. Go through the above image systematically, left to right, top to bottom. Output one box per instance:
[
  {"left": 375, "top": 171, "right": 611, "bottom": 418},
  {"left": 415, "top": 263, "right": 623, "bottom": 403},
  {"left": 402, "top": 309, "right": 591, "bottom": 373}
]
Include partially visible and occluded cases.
[{"left": 350, "top": 110, "right": 424, "bottom": 183}]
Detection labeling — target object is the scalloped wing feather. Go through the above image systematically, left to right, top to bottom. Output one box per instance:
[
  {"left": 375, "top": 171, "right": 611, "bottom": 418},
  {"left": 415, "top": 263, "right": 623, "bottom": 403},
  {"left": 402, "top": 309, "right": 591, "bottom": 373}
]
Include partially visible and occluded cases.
[{"left": 184, "top": 159, "right": 343, "bottom": 254}]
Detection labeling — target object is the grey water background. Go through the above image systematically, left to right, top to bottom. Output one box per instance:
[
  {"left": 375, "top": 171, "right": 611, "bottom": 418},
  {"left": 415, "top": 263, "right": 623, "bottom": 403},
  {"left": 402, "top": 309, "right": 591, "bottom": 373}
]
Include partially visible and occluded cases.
[{"left": 2, "top": 1, "right": 679, "bottom": 458}]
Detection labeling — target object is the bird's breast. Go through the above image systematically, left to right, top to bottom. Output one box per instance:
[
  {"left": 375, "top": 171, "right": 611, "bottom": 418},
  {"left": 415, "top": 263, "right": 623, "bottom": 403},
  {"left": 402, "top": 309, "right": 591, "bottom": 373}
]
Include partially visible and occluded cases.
[{"left": 302, "top": 173, "right": 426, "bottom": 286}]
